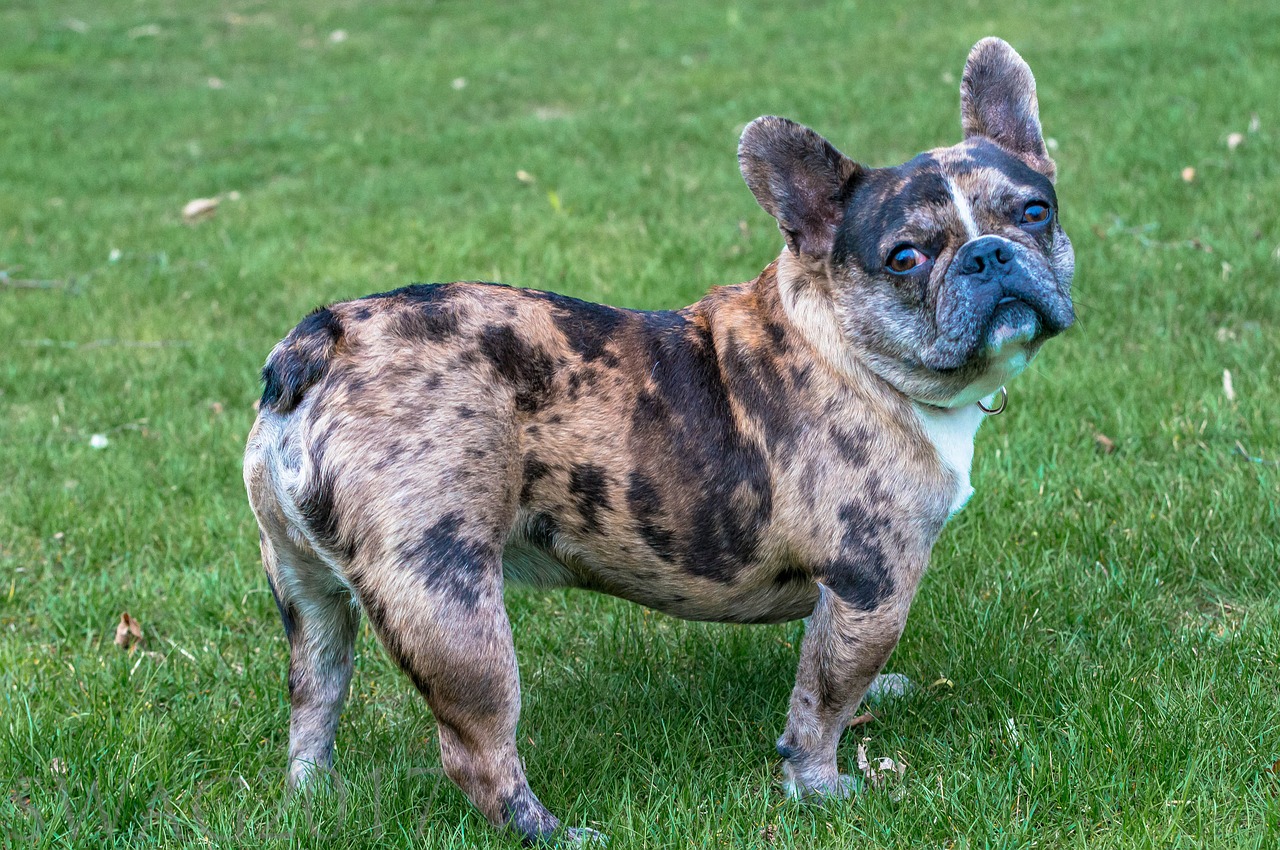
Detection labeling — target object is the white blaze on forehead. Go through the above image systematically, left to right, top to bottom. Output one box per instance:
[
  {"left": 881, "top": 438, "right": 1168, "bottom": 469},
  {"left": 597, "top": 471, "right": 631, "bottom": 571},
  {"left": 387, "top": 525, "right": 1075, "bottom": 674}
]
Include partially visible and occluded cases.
[{"left": 947, "top": 178, "right": 982, "bottom": 240}]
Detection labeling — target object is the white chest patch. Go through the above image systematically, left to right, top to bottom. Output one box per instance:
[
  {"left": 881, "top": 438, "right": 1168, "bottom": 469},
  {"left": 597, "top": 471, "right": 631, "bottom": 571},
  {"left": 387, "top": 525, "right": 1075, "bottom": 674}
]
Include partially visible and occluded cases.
[{"left": 915, "top": 402, "right": 986, "bottom": 517}]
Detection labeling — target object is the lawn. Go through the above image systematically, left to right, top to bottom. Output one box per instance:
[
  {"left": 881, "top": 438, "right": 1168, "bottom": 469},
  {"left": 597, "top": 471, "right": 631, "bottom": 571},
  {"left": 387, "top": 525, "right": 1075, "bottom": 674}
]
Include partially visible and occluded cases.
[{"left": 2, "top": 0, "right": 1279, "bottom": 847}]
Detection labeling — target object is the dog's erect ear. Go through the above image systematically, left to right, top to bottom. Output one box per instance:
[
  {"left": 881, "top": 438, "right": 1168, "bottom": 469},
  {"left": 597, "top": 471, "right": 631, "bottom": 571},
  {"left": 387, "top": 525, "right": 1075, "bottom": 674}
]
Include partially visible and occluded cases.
[
  {"left": 960, "top": 38, "right": 1056, "bottom": 181},
  {"left": 739, "top": 117, "right": 862, "bottom": 259}
]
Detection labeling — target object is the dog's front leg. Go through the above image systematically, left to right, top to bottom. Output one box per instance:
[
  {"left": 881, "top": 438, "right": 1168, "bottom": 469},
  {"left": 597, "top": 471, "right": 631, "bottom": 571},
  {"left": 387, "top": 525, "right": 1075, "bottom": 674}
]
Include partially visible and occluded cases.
[{"left": 776, "top": 583, "right": 914, "bottom": 799}]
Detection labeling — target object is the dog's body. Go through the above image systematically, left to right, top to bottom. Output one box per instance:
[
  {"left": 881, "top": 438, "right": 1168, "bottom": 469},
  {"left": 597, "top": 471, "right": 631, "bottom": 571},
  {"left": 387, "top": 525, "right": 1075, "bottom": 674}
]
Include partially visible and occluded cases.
[{"left": 245, "top": 39, "right": 1073, "bottom": 844}]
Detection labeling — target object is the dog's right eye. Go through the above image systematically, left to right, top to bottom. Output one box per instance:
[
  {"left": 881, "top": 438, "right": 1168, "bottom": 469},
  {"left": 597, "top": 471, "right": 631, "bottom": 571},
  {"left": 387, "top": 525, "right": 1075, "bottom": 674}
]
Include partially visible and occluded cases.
[{"left": 885, "top": 245, "right": 928, "bottom": 274}]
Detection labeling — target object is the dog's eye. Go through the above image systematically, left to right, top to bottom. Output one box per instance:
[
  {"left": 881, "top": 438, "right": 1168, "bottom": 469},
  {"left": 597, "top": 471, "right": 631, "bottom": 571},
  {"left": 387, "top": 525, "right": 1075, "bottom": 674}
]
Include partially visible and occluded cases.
[
  {"left": 1021, "top": 202, "right": 1052, "bottom": 226},
  {"left": 885, "top": 245, "right": 928, "bottom": 274}
]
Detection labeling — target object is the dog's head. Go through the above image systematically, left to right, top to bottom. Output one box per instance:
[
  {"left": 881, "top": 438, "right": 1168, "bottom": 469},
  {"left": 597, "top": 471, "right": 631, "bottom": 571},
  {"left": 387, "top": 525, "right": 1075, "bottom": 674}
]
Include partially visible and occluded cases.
[{"left": 739, "top": 38, "right": 1074, "bottom": 407}]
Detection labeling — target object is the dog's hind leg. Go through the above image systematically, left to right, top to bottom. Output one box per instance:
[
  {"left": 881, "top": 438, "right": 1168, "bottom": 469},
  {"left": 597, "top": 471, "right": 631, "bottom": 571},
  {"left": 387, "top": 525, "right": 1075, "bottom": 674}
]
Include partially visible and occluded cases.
[
  {"left": 246, "top": 429, "right": 360, "bottom": 789},
  {"left": 350, "top": 512, "right": 602, "bottom": 846},
  {"left": 257, "top": 522, "right": 361, "bottom": 789}
]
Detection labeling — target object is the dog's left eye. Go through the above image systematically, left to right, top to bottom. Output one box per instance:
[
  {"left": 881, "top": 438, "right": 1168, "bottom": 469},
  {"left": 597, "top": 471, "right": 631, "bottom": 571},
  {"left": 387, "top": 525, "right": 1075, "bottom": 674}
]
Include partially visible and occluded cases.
[
  {"left": 1021, "top": 202, "right": 1052, "bottom": 226},
  {"left": 885, "top": 245, "right": 929, "bottom": 274}
]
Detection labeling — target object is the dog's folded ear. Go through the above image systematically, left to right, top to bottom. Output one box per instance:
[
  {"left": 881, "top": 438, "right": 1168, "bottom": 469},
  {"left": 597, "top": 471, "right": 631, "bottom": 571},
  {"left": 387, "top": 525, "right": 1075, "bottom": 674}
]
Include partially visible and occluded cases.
[
  {"left": 960, "top": 38, "right": 1056, "bottom": 181},
  {"left": 738, "top": 117, "right": 862, "bottom": 259}
]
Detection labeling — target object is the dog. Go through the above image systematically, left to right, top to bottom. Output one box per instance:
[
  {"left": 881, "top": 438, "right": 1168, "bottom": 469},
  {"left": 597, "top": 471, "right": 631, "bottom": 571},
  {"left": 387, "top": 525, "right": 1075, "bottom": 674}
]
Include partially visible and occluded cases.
[{"left": 244, "top": 37, "right": 1073, "bottom": 845}]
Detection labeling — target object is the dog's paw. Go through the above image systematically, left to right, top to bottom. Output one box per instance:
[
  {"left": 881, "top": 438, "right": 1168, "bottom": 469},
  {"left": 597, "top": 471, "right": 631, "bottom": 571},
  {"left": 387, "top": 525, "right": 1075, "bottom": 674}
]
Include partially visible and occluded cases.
[
  {"left": 864, "top": 673, "right": 913, "bottom": 704},
  {"left": 782, "top": 771, "right": 863, "bottom": 802},
  {"left": 562, "top": 826, "right": 609, "bottom": 846}
]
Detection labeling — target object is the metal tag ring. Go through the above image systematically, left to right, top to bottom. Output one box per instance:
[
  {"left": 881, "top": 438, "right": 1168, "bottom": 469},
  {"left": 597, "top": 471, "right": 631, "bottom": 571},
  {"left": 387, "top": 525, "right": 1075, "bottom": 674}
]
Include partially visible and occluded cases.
[{"left": 977, "top": 386, "right": 1008, "bottom": 416}]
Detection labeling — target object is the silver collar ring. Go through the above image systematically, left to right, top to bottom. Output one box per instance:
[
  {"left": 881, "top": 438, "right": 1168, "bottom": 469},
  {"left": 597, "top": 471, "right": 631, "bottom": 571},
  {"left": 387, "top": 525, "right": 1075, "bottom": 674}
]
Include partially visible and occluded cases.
[{"left": 977, "top": 386, "right": 1008, "bottom": 416}]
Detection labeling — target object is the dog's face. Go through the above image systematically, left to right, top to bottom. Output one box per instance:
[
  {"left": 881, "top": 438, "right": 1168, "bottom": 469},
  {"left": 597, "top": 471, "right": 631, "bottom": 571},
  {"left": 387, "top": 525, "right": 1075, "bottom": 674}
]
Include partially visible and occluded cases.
[{"left": 739, "top": 38, "right": 1074, "bottom": 406}]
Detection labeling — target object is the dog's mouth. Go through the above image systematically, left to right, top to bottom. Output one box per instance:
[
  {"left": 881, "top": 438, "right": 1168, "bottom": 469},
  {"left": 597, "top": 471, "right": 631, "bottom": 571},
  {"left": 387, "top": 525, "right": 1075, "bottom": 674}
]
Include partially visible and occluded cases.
[{"left": 982, "top": 297, "right": 1041, "bottom": 354}]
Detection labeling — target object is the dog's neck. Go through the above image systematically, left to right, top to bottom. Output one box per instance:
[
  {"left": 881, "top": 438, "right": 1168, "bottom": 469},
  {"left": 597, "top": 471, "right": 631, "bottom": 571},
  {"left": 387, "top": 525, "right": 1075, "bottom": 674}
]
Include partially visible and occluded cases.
[
  {"left": 767, "top": 250, "right": 987, "bottom": 517},
  {"left": 770, "top": 251, "right": 901, "bottom": 406}
]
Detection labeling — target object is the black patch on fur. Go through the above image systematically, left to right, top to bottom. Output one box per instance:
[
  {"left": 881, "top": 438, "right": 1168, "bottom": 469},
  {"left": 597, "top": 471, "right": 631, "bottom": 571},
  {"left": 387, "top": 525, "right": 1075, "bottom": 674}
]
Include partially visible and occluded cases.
[
  {"left": 530, "top": 289, "right": 629, "bottom": 365},
  {"left": 388, "top": 304, "right": 460, "bottom": 342},
  {"left": 260, "top": 307, "right": 343, "bottom": 413},
  {"left": 628, "top": 311, "right": 773, "bottom": 582},
  {"left": 763, "top": 321, "right": 788, "bottom": 352},
  {"left": 478, "top": 325, "right": 556, "bottom": 413},
  {"left": 720, "top": 330, "right": 802, "bottom": 456},
  {"left": 566, "top": 368, "right": 599, "bottom": 401},
  {"left": 456, "top": 405, "right": 476, "bottom": 419},
  {"left": 829, "top": 425, "right": 872, "bottom": 467},
  {"left": 296, "top": 431, "right": 355, "bottom": 560},
  {"left": 521, "top": 455, "right": 552, "bottom": 503},
  {"left": 568, "top": 463, "right": 610, "bottom": 533},
  {"left": 626, "top": 472, "right": 676, "bottom": 562},
  {"left": 821, "top": 491, "right": 894, "bottom": 610},
  {"left": 401, "top": 512, "right": 493, "bottom": 610},
  {"left": 524, "top": 512, "right": 559, "bottom": 550},
  {"left": 772, "top": 565, "right": 809, "bottom": 587},
  {"left": 265, "top": 572, "right": 297, "bottom": 642}
]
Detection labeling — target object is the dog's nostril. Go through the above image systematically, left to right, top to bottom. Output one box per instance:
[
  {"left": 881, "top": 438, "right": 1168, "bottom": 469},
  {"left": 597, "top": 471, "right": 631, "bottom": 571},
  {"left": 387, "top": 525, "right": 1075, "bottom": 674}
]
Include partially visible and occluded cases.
[{"left": 995, "top": 245, "right": 1012, "bottom": 265}]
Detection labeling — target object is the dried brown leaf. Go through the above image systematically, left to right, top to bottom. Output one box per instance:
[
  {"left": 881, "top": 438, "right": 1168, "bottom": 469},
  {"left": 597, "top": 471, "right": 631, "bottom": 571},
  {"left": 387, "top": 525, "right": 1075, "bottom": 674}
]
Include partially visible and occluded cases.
[
  {"left": 1094, "top": 432, "right": 1116, "bottom": 454},
  {"left": 114, "top": 611, "right": 143, "bottom": 651},
  {"left": 846, "top": 711, "right": 876, "bottom": 729},
  {"left": 855, "top": 740, "right": 908, "bottom": 789}
]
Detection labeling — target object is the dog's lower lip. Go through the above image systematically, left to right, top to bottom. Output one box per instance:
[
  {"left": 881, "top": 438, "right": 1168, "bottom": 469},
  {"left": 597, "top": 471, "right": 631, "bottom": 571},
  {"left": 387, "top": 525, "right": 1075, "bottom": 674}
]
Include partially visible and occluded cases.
[{"left": 997, "top": 296, "right": 1019, "bottom": 306}]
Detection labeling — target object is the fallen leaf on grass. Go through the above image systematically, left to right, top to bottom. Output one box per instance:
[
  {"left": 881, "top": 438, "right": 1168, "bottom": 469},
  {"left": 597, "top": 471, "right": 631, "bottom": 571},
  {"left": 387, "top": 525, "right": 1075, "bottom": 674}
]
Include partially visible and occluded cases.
[
  {"left": 1227, "top": 132, "right": 1244, "bottom": 151},
  {"left": 1181, "top": 167, "right": 1196, "bottom": 183},
  {"left": 516, "top": 170, "right": 536, "bottom": 184},
  {"left": 182, "top": 197, "right": 219, "bottom": 222},
  {"left": 1222, "top": 369, "right": 1236, "bottom": 401},
  {"left": 1094, "top": 432, "right": 1116, "bottom": 454},
  {"left": 89, "top": 433, "right": 109, "bottom": 449},
  {"left": 114, "top": 612, "right": 143, "bottom": 651},
  {"left": 856, "top": 740, "right": 907, "bottom": 790},
  {"left": 50, "top": 758, "right": 67, "bottom": 775},
  {"left": 759, "top": 824, "right": 778, "bottom": 844}
]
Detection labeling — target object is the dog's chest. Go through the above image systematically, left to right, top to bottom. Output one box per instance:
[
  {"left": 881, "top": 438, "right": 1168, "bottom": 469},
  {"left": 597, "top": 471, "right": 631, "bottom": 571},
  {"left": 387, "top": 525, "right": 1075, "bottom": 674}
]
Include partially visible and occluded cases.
[{"left": 914, "top": 403, "right": 985, "bottom": 517}]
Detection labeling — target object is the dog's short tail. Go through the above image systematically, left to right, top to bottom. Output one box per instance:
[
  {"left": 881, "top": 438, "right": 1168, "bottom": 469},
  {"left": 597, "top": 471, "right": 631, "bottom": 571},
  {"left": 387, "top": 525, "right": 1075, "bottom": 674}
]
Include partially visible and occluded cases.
[{"left": 260, "top": 306, "right": 343, "bottom": 414}]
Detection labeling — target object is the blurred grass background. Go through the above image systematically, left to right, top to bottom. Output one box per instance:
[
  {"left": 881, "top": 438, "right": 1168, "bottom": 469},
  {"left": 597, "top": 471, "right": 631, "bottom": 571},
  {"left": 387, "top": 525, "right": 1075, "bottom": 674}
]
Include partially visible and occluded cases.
[{"left": 1, "top": 0, "right": 1278, "bottom": 847}]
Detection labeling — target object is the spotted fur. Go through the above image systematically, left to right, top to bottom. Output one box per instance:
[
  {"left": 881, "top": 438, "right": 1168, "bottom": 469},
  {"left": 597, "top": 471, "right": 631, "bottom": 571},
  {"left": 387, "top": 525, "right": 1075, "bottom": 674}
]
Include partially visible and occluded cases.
[{"left": 245, "top": 37, "right": 1073, "bottom": 844}]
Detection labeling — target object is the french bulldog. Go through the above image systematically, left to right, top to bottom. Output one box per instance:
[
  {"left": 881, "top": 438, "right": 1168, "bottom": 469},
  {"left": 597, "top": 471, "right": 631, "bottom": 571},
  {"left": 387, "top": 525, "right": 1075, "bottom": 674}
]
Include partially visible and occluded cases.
[{"left": 244, "top": 37, "right": 1073, "bottom": 845}]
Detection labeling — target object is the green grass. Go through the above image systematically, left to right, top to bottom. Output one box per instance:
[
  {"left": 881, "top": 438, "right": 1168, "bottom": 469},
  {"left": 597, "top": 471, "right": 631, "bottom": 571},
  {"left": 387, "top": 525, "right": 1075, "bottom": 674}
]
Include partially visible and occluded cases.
[{"left": 2, "top": 0, "right": 1279, "bottom": 846}]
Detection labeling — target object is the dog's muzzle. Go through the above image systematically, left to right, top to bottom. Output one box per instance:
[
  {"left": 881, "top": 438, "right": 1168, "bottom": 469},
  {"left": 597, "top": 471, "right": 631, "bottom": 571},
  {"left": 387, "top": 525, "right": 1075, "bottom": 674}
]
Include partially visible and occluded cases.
[{"left": 926, "top": 235, "right": 1074, "bottom": 370}]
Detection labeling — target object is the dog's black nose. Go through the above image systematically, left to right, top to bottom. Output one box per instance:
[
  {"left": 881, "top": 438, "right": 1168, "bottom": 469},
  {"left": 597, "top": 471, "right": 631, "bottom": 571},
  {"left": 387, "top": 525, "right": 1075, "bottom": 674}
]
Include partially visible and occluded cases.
[{"left": 955, "top": 236, "right": 1014, "bottom": 277}]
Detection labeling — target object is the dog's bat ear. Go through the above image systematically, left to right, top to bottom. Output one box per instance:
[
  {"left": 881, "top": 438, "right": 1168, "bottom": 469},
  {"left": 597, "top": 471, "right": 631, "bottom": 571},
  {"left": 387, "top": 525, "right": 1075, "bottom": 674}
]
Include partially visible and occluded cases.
[
  {"left": 960, "top": 38, "right": 1056, "bottom": 181},
  {"left": 738, "top": 117, "right": 862, "bottom": 259}
]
